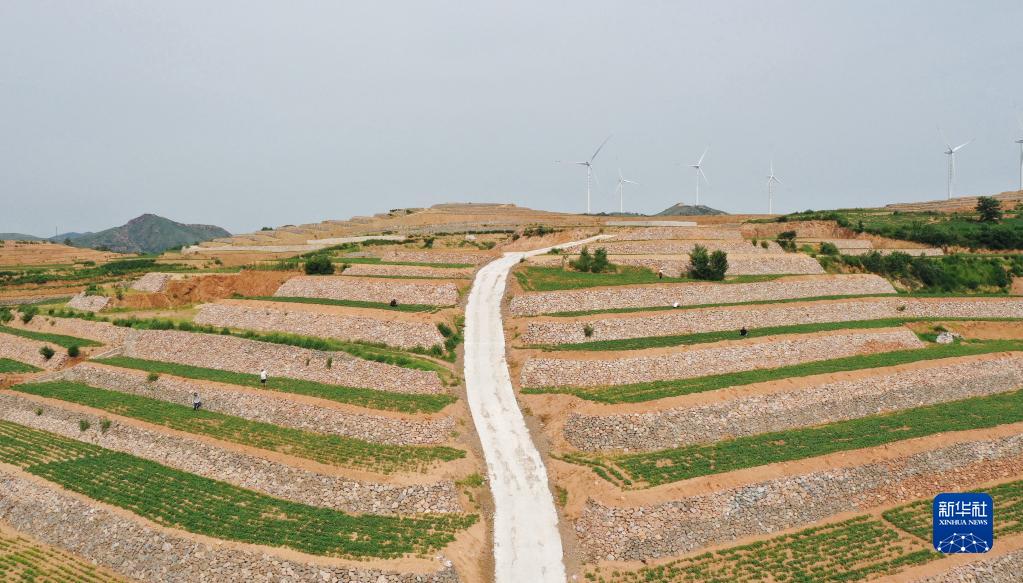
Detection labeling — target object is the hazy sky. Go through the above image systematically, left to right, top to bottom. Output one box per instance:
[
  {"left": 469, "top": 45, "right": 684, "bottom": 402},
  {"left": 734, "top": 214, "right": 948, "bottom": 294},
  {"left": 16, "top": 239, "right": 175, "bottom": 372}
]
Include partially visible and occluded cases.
[{"left": 3, "top": 1, "right": 1022, "bottom": 236}]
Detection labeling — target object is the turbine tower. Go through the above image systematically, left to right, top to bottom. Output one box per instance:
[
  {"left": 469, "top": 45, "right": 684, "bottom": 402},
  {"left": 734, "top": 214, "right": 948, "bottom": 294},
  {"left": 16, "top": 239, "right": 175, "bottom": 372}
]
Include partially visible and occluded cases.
[
  {"left": 1016, "top": 114, "right": 1023, "bottom": 191},
  {"left": 939, "top": 128, "right": 971, "bottom": 200},
  {"left": 557, "top": 135, "right": 611, "bottom": 214},
  {"left": 688, "top": 147, "right": 709, "bottom": 205},
  {"left": 767, "top": 161, "right": 782, "bottom": 214},
  {"left": 616, "top": 169, "right": 639, "bottom": 214}
]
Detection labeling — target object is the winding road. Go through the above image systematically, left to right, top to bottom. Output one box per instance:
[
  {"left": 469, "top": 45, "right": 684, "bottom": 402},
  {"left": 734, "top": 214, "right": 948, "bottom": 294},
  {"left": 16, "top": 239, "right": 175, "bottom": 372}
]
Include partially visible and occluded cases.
[{"left": 463, "top": 236, "right": 609, "bottom": 583}]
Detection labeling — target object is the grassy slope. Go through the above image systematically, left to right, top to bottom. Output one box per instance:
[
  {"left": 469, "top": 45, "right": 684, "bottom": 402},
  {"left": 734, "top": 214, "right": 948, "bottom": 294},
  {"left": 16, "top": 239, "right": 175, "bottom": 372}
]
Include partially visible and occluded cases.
[
  {"left": 0, "top": 326, "right": 102, "bottom": 348},
  {"left": 524, "top": 339, "right": 1023, "bottom": 403},
  {"left": 98, "top": 356, "right": 456, "bottom": 414},
  {"left": 0, "top": 358, "right": 41, "bottom": 373},
  {"left": 13, "top": 381, "right": 463, "bottom": 473},
  {"left": 566, "top": 388, "right": 1023, "bottom": 487},
  {"left": 0, "top": 420, "right": 476, "bottom": 559}
]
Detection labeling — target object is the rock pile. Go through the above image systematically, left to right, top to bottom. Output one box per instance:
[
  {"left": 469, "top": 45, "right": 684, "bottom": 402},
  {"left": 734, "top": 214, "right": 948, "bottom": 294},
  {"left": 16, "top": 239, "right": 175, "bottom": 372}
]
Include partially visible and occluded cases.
[
  {"left": 597, "top": 241, "right": 781, "bottom": 254},
  {"left": 130, "top": 272, "right": 173, "bottom": 292},
  {"left": 510, "top": 274, "right": 895, "bottom": 316},
  {"left": 275, "top": 276, "right": 460, "bottom": 307},
  {"left": 66, "top": 293, "right": 109, "bottom": 313},
  {"left": 522, "top": 296, "right": 1023, "bottom": 344},
  {"left": 194, "top": 302, "right": 445, "bottom": 351},
  {"left": 520, "top": 328, "right": 923, "bottom": 388},
  {"left": 120, "top": 329, "right": 445, "bottom": 394},
  {"left": 0, "top": 332, "right": 67, "bottom": 370},
  {"left": 565, "top": 355, "right": 1023, "bottom": 450},
  {"left": 53, "top": 363, "right": 454, "bottom": 445},
  {"left": 0, "top": 394, "right": 461, "bottom": 514},
  {"left": 575, "top": 433, "right": 1023, "bottom": 561},
  {"left": 0, "top": 471, "right": 461, "bottom": 582},
  {"left": 912, "top": 550, "right": 1023, "bottom": 583}
]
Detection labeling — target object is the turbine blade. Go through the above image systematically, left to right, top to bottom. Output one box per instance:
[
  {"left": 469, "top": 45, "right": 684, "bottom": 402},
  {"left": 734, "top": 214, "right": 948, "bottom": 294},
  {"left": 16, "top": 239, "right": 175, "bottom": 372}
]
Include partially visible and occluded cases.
[
  {"left": 937, "top": 125, "right": 952, "bottom": 150},
  {"left": 590, "top": 135, "right": 612, "bottom": 163},
  {"left": 952, "top": 140, "right": 972, "bottom": 152},
  {"left": 697, "top": 146, "right": 708, "bottom": 165},
  {"left": 699, "top": 167, "right": 709, "bottom": 184}
]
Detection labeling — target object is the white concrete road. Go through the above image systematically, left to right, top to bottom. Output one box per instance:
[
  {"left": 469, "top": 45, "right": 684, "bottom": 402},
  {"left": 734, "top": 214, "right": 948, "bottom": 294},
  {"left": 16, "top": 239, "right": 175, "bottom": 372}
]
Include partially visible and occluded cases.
[{"left": 463, "top": 236, "right": 610, "bottom": 583}]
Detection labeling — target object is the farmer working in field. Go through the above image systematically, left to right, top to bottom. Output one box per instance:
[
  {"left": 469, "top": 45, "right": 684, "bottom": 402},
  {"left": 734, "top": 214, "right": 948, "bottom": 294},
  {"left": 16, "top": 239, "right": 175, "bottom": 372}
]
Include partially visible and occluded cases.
[
  {"left": 260, "top": 368, "right": 268, "bottom": 385},
  {"left": 192, "top": 392, "right": 202, "bottom": 411}
]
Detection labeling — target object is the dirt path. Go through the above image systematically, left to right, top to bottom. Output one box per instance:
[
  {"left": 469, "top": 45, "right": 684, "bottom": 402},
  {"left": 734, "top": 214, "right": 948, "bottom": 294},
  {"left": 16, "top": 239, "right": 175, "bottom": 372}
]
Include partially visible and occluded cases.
[{"left": 463, "top": 235, "right": 609, "bottom": 583}]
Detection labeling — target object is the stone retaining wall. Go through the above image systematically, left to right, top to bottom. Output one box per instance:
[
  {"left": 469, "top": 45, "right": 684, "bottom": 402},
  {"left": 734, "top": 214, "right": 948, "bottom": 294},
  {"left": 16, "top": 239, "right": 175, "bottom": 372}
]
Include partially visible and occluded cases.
[
  {"left": 614, "top": 227, "right": 743, "bottom": 240},
  {"left": 798, "top": 238, "right": 874, "bottom": 249},
  {"left": 596, "top": 241, "right": 780, "bottom": 254},
  {"left": 841, "top": 247, "right": 945, "bottom": 256},
  {"left": 375, "top": 251, "right": 494, "bottom": 265},
  {"left": 529, "top": 253, "right": 824, "bottom": 277},
  {"left": 342, "top": 264, "right": 475, "bottom": 279},
  {"left": 129, "top": 272, "right": 173, "bottom": 292},
  {"left": 510, "top": 274, "right": 894, "bottom": 316},
  {"left": 275, "top": 276, "right": 460, "bottom": 306},
  {"left": 66, "top": 293, "right": 109, "bottom": 313},
  {"left": 522, "top": 296, "right": 1023, "bottom": 345},
  {"left": 194, "top": 302, "right": 445, "bottom": 351},
  {"left": 9, "top": 315, "right": 131, "bottom": 345},
  {"left": 520, "top": 328, "right": 923, "bottom": 388},
  {"left": 120, "top": 329, "right": 445, "bottom": 394},
  {"left": 0, "top": 332, "right": 68, "bottom": 370},
  {"left": 565, "top": 355, "right": 1023, "bottom": 451},
  {"left": 51, "top": 363, "right": 454, "bottom": 445},
  {"left": 0, "top": 394, "right": 460, "bottom": 515},
  {"left": 575, "top": 433, "right": 1023, "bottom": 561},
  {"left": 0, "top": 471, "right": 460, "bottom": 582},
  {"left": 912, "top": 549, "right": 1023, "bottom": 583}
]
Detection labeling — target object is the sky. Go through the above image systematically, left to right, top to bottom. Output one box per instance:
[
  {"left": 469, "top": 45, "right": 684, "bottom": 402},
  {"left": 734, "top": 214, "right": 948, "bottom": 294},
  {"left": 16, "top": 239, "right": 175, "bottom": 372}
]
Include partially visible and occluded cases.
[{"left": 2, "top": 1, "right": 1022, "bottom": 237}]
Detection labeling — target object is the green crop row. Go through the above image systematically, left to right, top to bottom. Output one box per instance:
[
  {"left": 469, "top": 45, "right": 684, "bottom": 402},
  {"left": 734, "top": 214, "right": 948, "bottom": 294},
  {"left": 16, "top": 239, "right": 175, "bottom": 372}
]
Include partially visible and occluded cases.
[
  {"left": 333, "top": 256, "right": 474, "bottom": 269},
  {"left": 513, "top": 265, "right": 779, "bottom": 292},
  {"left": 250, "top": 295, "right": 439, "bottom": 313},
  {"left": 539, "top": 317, "right": 1018, "bottom": 352},
  {"left": 0, "top": 325, "right": 102, "bottom": 349},
  {"left": 525, "top": 339, "right": 1023, "bottom": 404},
  {"left": 96, "top": 356, "right": 456, "bottom": 414},
  {"left": 0, "top": 358, "right": 40, "bottom": 373},
  {"left": 12, "top": 381, "right": 464, "bottom": 473},
  {"left": 565, "top": 388, "right": 1023, "bottom": 487},
  {"left": 0, "top": 421, "right": 476, "bottom": 559},
  {"left": 883, "top": 479, "right": 1023, "bottom": 542},
  {"left": 0, "top": 530, "right": 123, "bottom": 582}
]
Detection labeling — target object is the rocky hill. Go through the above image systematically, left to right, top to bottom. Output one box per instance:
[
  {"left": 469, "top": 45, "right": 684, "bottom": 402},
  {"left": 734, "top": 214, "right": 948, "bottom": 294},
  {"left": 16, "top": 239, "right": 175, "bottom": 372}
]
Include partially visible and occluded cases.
[
  {"left": 656, "top": 203, "right": 728, "bottom": 216},
  {"left": 69, "top": 214, "right": 230, "bottom": 254}
]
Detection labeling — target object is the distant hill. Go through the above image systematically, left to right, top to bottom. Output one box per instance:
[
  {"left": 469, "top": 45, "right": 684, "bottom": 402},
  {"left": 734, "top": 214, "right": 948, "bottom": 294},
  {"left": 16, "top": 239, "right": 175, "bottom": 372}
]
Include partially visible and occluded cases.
[
  {"left": 656, "top": 203, "right": 728, "bottom": 216},
  {"left": 70, "top": 214, "right": 231, "bottom": 254},
  {"left": 0, "top": 233, "right": 42, "bottom": 241}
]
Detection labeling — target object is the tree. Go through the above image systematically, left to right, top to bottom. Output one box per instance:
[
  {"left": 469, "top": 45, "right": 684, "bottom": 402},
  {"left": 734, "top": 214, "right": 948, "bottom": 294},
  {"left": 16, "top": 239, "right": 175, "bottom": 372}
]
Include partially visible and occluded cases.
[
  {"left": 976, "top": 197, "right": 1003, "bottom": 223},
  {"left": 776, "top": 231, "right": 797, "bottom": 252},
  {"left": 63, "top": 238, "right": 73, "bottom": 246},
  {"left": 819, "top": 242, "right": 840, "bottom": 256},
  {"left": 688, "top": 245, "right": 712, "bottom": 279},
  {"left": 569, "top": 247, "right": 593, "bottom": 272},
  {"left": 570, "top": 247, "right": 612, "bottom": 273},
  {"left": 590, "top": 247, "right": 611, "bottom": 273},
  {"left": 708, "top": 250, "right": 729, "bottom": 280},
  {"left": 303, "top": 254, "right": 335, "bottom": 275}
]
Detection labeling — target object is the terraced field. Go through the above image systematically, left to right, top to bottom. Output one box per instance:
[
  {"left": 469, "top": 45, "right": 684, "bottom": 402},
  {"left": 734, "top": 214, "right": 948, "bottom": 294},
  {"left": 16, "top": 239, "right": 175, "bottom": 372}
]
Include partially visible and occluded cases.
[
  {"left": 503, "top": 222, "right": 1023, "bottom": 582},
  {"left": 0, "top": 525, "right": 124, "bottom": 582}
]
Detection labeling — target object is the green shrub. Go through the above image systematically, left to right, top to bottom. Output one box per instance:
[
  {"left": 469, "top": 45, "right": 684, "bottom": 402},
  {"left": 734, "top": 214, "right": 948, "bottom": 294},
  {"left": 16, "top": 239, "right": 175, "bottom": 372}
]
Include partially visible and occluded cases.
[
  {"left": 776, "top": 230, "right": 797, "bottom": 252},
  {"left": 760, "top": 240, "right": 769, "bottom": 249},
  {"left": 819, "top": 242, "right": 840, "bottom": 255},
  {"left": 689, "top": 246, "right": 728, "bottom": 281},
  {"left": 569, "top": 247, "right": 612, "bottom": 273},
  {"left": 303, "top": 255, "right": 335, "bottom": 275},
  {"left": 20, "top": 305, "right": 38, "bottom": 324},
  {"left": 0, "top": 307, "right": 12, "bottom": 324},
  {"left": 437, "top": 323, "right": 454, "bottom": 337},
  {"left": 583, "top": 324, "right": 594, "bottom": 337},
  {"left": 67, "top": 345, "right": 80, "bottom": 358},
  {"left": 39, "top": 346, "right": 55, "bottom": 360},
  {"left": 147, "top": 372, "right": 159, "bottom": 383},
  {"left": 34, "top": 408, "right": 42, "bottom": 416},
  {"left": 99, "top": 418, "right": 111, "bottom": 433},
  {"left": 78, "top": 419, "right": 90, "bottom": 432}
]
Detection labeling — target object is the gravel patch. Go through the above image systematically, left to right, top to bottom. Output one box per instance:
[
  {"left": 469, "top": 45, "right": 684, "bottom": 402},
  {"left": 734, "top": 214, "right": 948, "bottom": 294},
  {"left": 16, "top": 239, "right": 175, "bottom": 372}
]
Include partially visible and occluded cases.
[
  {"left": 342, "top": 264, "right": 475, "bottom": 278},
  {"left": 130, "top": 273, "right": 173, "bottom": 292},
  {"left": 276, "top": 276, "right": 460, "bottom": 306},
  {"left": 66, "top": 293, "right": 109, "bottom": 313},
  {"left": 0, "top": 332, "right": 67, "bottom": 370}
]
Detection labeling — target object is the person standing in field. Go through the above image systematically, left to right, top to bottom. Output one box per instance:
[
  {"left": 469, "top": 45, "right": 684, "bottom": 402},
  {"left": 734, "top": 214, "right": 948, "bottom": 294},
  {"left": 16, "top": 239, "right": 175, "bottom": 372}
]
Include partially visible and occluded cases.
[
  {"left": 260, "top": 368, "right": 268, "bottom": 385},
  {"left": 192, "top": 392, "right": 201, "bottom": 411}
]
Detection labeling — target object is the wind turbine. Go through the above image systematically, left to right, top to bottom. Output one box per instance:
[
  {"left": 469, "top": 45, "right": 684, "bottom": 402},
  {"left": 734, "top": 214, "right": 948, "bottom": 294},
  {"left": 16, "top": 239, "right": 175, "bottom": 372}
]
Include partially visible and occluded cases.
[
  {"left": 1015, "top": 113, "right": 1023, "bottom": 191},
  {"left": 939, "top": 127, "right": 972, "bottom": 200},
  {"left": 557, "top": 135, "right": 612, "bottom": 214},
  {"left": 688, "top": 147, "right": 709, "bottom": 205},
  {"left": 767, "top": 161, "right": 782, "bottom": 214},
  {"left": 616, "top": 169, "right": 639, "bottom": 214}
]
